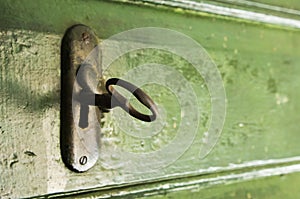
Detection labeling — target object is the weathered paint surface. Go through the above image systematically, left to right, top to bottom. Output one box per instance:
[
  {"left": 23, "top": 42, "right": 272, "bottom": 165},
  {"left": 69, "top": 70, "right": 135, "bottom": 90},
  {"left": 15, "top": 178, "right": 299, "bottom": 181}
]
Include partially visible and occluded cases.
[
  {"left": 0, "top": 0, "right": 300, "bottom": 198},
  {"left": 253, "top": 0, "right": 300, "bottom": 10},
  {"left": 141, "top": 171, "right": 300, "bottom": 199}
]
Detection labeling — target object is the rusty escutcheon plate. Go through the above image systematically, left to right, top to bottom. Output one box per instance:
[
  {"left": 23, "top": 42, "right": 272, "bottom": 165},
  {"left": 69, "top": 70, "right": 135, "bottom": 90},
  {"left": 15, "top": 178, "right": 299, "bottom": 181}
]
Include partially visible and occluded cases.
[{"left": 60, "top": 24, "right": 103, "bottom": 172}]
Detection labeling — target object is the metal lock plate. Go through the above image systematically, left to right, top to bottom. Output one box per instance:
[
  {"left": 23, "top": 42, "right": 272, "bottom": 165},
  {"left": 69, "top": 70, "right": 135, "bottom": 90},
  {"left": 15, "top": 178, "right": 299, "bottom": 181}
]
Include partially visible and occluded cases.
[
  {"left": 60, "top": 25, "right": 102, "bottom": 172},
  {"left": 60, "top": 25, "right": 158, "bottom": 172}
]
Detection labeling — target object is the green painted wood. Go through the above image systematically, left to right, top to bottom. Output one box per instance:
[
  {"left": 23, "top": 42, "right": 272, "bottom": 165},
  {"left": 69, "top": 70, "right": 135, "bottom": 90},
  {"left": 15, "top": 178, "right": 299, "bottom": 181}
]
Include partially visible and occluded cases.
[
  {"left": 0, "top": 0, "right": 300, "bottom": 198},
  {"left": 140, "top": 0, "right": 300, "bottom": 25},
  {"left": 191, "top": 0, "right": 300, "bottom": 16},
  {"left": 253, "top": 0, "right": 300, "bottom": 10},
  {"left": 54, "top": 168, "right": 300, "bottom": 198},
  {"left": 142, "top": 171, "right": 300, "bottom": 199}
]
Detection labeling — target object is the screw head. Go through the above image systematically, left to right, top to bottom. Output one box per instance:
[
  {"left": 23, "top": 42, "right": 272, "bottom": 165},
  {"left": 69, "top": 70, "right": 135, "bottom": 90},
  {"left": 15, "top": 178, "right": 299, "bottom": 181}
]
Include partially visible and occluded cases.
[{"left": 79, "top": 156, "right": 88, "bottom": 165}]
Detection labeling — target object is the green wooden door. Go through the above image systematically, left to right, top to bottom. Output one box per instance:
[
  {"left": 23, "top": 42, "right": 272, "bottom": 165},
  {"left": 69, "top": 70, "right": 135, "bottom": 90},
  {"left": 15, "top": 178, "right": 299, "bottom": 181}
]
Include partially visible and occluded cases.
[{"left": 1, "top": 0, "right": 300, "bottom": 198}]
